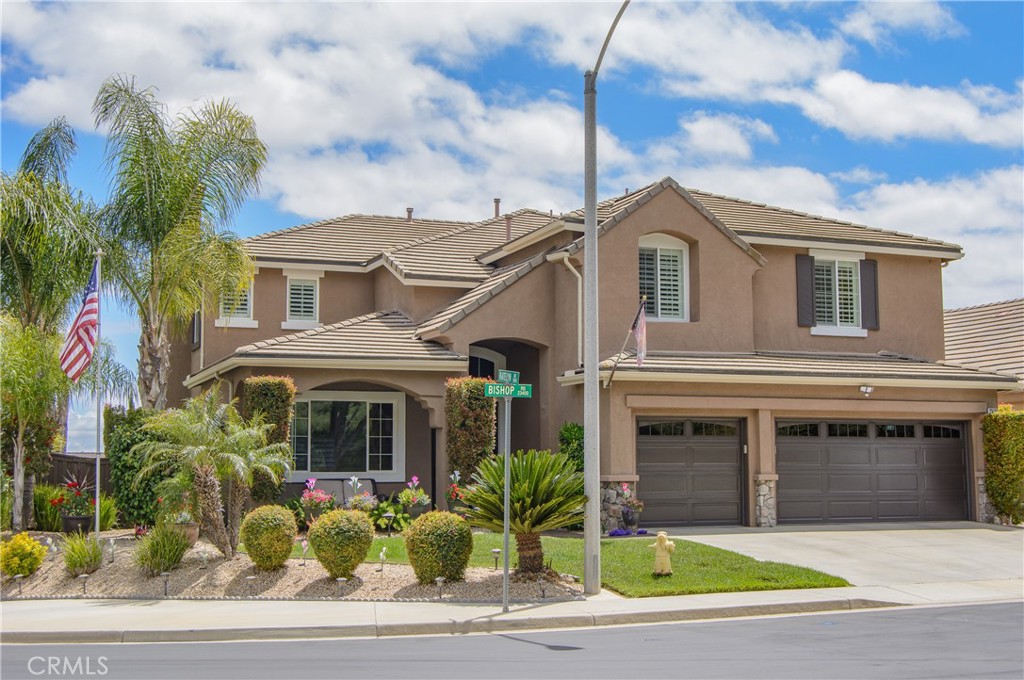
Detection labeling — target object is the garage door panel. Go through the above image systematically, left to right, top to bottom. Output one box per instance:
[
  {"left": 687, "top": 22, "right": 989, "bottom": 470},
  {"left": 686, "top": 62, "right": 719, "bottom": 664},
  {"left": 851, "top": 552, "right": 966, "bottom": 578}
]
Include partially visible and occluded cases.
[
  {"left": 778, "top": 420, "right": 967, "bottom": 523},
  {"left": 691, "top": 447, "right": 738, "bottom": 466},
  {"left": 826, "top": 448, "right": 872, "bottom": 466},
  {"left": 693, "top": 474, "right": 740, "bottom": 494},
  {"left": 692, "top": 503, "right": 741, "bottom": 523}
]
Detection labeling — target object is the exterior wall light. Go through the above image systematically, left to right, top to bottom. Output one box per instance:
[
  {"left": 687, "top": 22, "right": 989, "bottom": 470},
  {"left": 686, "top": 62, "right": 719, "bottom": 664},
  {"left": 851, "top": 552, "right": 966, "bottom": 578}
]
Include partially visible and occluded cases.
[{"left": 860, "top": 385, "right": 874, "bottom": 397}]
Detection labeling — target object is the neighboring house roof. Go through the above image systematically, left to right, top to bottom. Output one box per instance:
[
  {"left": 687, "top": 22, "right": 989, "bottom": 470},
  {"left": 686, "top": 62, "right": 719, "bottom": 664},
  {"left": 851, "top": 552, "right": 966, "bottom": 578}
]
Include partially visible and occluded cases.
[
  {"left": 244, "top": 215, "right": 470, "bottom": 267},
  {"left": 416, "top": 253, "right": 547, "bottom": 339},
  {"left": 944, "top": 298, "right": 1024, "bottom": 380},
  {"left": 184, "top": 311, "right": 465, "bottom": 388},
  {"left": 557, "top": 350, "right": 1019, "bottom": 390}
]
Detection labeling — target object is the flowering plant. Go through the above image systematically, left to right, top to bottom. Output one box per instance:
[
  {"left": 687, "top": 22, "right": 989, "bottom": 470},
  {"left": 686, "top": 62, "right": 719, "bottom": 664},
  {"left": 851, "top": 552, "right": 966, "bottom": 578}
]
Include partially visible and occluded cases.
[
  {"left": 446, "top": 471, "right": 465, "bottom": 502},
  {"left": 50, "top": 474, "right": 94, "bottom": 517},
  {"left": 397, "top": 476, "right": 431, "bottom": 507},
  {"left": 300, "top": 478, "right": 335, "bottom": 519},
  {"left": 620, "top": 482, "right": 644, "bottom": 513},
  {"left": 348, "top": 492, "right": 379, "bottom": 512}
]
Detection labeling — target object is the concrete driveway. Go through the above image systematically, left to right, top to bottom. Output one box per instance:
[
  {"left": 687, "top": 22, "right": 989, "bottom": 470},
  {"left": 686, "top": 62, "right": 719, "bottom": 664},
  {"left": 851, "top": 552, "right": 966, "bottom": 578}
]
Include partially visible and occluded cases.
[{"left": 666, "top": 522, "right": 1024, "bottom": 587}]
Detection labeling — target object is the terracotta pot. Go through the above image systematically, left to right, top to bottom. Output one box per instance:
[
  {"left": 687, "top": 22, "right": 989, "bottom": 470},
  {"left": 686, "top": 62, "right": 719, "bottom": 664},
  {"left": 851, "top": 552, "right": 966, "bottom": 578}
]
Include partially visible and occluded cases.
[
  {"left": 61, "top": 515, "right": 92, "bottom": 534},
  {"left": 175, "top": 523, "right": 200, "bottom": 547}
]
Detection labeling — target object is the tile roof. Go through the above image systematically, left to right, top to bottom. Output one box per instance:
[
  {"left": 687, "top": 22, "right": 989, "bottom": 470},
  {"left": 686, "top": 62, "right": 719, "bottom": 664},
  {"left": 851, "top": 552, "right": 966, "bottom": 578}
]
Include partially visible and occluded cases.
[
  {"left": 244, "top": 215, "right": 470, "bottom": 266},
  {"left": 416, "top": 253, "right": 547, "bottom": 338},
  {"left": 944, "top": 299, "right": 1024, "bottom": 379},
  {"left": 234, "top": 311, "right": 464, "bottom": 362},
  {"left": 578, "top": 350, "right": 1019, "bottom": 388}
]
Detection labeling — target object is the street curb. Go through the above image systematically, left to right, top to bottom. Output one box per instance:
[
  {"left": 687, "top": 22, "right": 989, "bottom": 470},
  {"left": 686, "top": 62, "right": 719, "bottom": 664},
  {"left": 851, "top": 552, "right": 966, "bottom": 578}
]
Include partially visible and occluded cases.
[{"left": 1, "top": 598, "right": 900, "bottom": 644}]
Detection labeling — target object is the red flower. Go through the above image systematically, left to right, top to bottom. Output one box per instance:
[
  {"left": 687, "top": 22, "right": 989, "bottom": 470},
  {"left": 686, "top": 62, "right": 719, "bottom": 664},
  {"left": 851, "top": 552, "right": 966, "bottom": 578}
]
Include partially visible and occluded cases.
[
  {"left": 67, "top": 481, "right": 79, "bottom": 489},
  {"left": 75, "top": 491, "right": 82, "bottom": 497},
  {"left": 157, "top": 497, "right": 163, "bottom": 504},
  {"left": 50, "top": 498, "right": 59, "bottom": 506},
  {"left": 89, "top": 498, "right": 96, "bottom": 506}
]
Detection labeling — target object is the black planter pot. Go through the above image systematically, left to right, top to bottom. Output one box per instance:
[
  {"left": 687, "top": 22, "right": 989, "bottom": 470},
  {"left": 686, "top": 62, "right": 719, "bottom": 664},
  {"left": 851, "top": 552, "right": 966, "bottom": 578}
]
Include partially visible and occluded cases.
[
  {"left": 407, "top": 504, "right": 429, "bottom": 520},
  {"left": 61, "top": 515, "right": 92, "bottom": 534}
]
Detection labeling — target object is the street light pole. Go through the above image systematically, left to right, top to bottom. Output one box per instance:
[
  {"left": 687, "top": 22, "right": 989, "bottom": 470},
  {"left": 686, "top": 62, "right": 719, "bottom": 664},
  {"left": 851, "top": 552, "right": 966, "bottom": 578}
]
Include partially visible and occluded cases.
[{"left": 583, "top": 0, "right": 630, "bottom": 597}]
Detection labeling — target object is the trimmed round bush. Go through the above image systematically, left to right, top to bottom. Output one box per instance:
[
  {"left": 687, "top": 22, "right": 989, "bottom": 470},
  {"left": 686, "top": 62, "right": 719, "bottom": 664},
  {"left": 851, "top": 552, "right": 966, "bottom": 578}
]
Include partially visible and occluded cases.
[
  {"left": 241, "top": 505, "right": 297, "bottom": 570},
  {"left": 307, "top": 509, "right": 373, "bottom": 578},
  {"left": 404, "top": 511, "right": 473, "bottom": 584},
  {"left": 0, "top": 532, "right": 47, "bottom": 577}
]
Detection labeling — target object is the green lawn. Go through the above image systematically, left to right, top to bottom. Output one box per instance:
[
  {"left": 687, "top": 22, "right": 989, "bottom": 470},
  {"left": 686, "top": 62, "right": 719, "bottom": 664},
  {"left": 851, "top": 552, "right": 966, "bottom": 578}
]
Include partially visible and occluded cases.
[{"left": 266, "top": 531, "right": 849, "bottom": 598}]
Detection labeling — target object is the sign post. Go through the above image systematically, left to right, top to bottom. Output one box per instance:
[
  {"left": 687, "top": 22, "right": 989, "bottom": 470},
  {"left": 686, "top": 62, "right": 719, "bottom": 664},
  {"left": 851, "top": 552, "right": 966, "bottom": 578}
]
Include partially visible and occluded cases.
[{"left": 486, "top": 371, "right": 532, "bottom": 613}]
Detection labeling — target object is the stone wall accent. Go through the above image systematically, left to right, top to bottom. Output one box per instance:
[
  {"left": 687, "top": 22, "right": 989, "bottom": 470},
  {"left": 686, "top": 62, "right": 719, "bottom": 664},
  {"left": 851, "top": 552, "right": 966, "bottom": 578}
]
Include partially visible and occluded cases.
[
  {"left": 754, "top": 475, "right": 777, "bottom": 528},
  {"left": 977, "top": 475, "right": 999, "bottom": 524},
  {"left": 600, "top": 481, "right": 638, "bottom": 533}
]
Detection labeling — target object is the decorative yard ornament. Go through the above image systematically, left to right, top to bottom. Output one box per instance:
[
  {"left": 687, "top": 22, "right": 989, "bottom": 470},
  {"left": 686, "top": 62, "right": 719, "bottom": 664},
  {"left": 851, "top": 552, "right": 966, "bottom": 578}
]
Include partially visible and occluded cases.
[{"left": 650, "top": 531, "right": 675, "bottom": 576}]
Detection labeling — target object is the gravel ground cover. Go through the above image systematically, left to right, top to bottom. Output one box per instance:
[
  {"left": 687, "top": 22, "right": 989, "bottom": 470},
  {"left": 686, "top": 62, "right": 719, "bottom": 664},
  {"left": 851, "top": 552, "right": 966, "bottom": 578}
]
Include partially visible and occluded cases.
[{"left": 0, "top": 530, "right": 583, "bottom": 602}]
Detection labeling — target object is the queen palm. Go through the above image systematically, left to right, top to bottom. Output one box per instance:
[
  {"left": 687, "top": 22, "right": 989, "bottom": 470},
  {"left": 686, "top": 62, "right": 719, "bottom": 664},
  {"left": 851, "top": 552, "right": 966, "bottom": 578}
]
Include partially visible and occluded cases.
[
  {"left": 93, "top": 74, "right": 267, "bottom": 409},
  {"left": 133, "top": 386, "right": 292, "bottom": 558},
  {"left": 463, "top": 449, "right": 586, "bottom": 574}
]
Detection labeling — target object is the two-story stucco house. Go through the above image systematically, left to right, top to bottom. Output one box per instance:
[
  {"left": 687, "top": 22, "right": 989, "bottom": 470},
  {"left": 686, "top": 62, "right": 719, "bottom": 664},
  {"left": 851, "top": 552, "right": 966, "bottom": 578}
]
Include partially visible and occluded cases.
[{"left": 170, "top": 177, "right": 1018, "bottom": 528}]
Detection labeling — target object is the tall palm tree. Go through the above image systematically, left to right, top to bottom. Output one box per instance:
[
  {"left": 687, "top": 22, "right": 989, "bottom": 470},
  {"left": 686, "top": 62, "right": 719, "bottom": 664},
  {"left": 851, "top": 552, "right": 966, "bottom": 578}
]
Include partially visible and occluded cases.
[
  {"left": 93, "top": 75, "right": 267, "bottom": 409},
  {"left": 133, "top": 386, "right": 292, "bottom": 558},
  {"left": 463, "top": 449, "right": 587, "bottom": 574}
]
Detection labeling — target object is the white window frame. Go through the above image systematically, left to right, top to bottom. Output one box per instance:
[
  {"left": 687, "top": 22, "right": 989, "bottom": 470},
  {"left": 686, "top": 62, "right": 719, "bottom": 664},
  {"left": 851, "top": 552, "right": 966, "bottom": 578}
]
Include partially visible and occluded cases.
[
  {"left": 638, "top": 233, "right": 689, "bottom": 322},
  {"left": 809, "top": 248, "right": 867, "bottom": 337},
  {"left": 282, "top": 268, "right": 324, "bottom": 330},
  {"left": 215, "top": 283, "right": 258, "bottom": 328},
  {"left": 289, "top": 390, "right": 406, "bottom": 483}
]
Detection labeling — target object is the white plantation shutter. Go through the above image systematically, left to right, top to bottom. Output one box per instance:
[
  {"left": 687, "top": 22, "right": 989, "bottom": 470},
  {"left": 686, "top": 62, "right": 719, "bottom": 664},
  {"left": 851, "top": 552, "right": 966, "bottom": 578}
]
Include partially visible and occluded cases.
[
  {"left": 639, "top": 249, "right": 658, "bottom": 314},
  {"left": 657, "top": 249, "right": 683, "bottom": 319},
  {"left": 813, "top": 258, "right": 861, "bottom": 328},
  {"left": 813, "top": 261, "right": 835, "bottom": 325},
  {"left": 836, "top": 262, "right": 860, "bottom": 326},
  {"left": 289, "top": 279, "right": 317, "bottom": 321},
  {"left": 220, "top": 287, "right": 251, "bottom": 319}
]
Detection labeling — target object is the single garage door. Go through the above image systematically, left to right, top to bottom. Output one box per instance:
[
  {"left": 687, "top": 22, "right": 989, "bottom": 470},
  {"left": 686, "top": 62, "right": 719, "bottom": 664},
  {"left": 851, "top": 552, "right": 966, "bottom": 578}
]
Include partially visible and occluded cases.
[
  {"left": 636, "top": 418, "right": 743, "bottom": 525},
  {"left": 776, "top": 420, "right": 968, "bottom": 523}
]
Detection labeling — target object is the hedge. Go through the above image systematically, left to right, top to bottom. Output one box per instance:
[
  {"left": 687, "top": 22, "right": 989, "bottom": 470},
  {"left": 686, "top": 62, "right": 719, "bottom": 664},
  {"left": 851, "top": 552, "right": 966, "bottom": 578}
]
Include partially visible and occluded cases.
[
  {"left": 240, "top": 376, "right": 296, "bottom": 503},
  {"left": 445, "top": 377, "right": 496, "bottom": 482},
  {"left": 983, "top": 405, "right": 1024, "bottom": 523},
  {"left": 105, "top": 406, "right": 171, "bottom": 527}
]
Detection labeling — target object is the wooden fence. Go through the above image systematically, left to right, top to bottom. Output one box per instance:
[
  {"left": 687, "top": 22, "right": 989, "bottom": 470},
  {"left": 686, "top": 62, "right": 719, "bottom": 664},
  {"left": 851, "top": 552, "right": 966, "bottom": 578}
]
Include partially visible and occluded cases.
[{"left": 41, "top": 452, "right": 113, "bottom": 495}]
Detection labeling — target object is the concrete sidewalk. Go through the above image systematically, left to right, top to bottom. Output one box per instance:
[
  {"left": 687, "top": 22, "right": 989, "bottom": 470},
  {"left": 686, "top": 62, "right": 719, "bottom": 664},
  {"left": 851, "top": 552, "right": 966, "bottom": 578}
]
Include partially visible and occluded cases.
[{"left": 3, "top": 523, "right": 1021, "bottom": 644}]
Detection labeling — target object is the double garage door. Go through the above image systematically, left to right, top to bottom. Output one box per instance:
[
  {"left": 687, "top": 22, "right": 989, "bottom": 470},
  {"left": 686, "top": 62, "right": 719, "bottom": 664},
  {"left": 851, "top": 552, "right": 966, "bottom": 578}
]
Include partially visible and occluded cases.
[{"left": 636, "top": 418, "right": 968, "bottom": 525}]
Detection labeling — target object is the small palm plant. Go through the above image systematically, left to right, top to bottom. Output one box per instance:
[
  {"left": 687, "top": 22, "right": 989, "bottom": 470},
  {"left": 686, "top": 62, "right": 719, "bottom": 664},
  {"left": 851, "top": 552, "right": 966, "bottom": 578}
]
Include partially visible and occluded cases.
[
  {"left": 133, "top": 386, "right": 292, "bottom": 558},
  {"left": 463, "top": 449, "right": 586, "bottom": 574}
]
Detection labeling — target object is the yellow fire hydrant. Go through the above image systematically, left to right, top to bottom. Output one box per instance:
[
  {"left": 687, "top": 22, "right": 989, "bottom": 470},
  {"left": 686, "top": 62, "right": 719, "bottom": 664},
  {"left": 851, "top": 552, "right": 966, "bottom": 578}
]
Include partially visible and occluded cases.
[{"left": 650, "top": 531, "right": 675, "bottom": 576}]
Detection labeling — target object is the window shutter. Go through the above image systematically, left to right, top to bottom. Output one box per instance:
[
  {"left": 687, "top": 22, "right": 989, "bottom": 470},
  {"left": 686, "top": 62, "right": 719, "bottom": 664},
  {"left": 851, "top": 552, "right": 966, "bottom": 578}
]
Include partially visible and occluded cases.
[
  {"left": 638, "top": 249, "right": 657, "bottom": 314},
  {"left": 657, "top": 250, "right": 683, "bottom": 318},
  {"left": 796, "top": 255, "right": 815, "bottom": 327},
  {"left": 860, "top": 259, "right": 879, "bottom": 330},
  {"left": 289, "top": 280, "right": 317, "bottom": 321},
  {"left": 220, "top": 288, "right": 250, "bottom": 318}
]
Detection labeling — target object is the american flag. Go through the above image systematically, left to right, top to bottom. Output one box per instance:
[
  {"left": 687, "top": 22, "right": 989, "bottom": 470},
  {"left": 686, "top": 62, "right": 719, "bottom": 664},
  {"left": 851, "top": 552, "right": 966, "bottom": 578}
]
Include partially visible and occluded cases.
[
  {"left": 59, "top": 260, "right": 99, "bottom": 382},
  {"left": 631, "top": 298, "right": 647, "bottom": 368}
]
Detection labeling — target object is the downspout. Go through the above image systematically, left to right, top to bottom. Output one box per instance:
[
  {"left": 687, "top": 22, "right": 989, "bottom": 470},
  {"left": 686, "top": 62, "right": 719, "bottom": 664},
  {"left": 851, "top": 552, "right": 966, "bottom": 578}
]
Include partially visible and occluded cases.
[{"left": 554, "top": 253, "right": 583, "bottom": 367}]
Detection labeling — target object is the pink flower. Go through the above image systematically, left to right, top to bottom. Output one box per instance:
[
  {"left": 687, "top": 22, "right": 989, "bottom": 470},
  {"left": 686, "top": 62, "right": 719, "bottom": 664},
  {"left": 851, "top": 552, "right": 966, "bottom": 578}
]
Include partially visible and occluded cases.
[{"left": 305, "top": 477, "right": 317, "bottom": 491}]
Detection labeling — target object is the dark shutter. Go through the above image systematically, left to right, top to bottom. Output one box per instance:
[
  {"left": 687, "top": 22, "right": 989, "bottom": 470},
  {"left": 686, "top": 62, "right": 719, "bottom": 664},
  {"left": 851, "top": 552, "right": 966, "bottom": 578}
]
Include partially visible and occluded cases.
[
  {"left": 796, "top": 254, "right": 815, "bottom": 327},
  {"left": 860, "top": 259, "right": 879, "bottom": 330}
]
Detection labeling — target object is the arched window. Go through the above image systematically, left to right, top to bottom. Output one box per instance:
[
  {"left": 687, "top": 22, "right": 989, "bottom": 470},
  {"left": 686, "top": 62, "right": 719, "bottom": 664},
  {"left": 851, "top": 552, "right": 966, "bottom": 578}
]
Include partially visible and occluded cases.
[{"left": 638, "top": 234, "right": 689, "bottom": 321}]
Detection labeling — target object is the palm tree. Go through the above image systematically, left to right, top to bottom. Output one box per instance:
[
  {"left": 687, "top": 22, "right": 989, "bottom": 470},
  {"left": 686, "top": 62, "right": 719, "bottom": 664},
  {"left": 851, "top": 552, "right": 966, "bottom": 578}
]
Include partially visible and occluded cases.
[
  {"left": 92, "top": 74, "right": 267, "bottom": 409},
  {"left": 133, "top": 386, "right": 292, "bottom": 558},
  {"left": 463, "top": 449, "right": 586, "bottom": 574}
]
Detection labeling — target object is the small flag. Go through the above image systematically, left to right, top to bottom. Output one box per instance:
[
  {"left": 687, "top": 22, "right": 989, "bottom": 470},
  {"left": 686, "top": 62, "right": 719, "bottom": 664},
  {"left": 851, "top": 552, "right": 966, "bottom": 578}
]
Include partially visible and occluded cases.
[
  {"left": 59, "top": 260, "right": 99, "bottom": 382},
  {"left": 631, "top": 298, "right": 647, "bottom": 368}
]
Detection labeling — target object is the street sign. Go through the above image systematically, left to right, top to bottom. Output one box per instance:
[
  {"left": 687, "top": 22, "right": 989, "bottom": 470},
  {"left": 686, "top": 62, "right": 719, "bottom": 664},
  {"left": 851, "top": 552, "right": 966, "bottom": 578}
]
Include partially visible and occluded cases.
[
  {"left": 497, "top": 369, "right": 520, "bottom": 384},
  {"left": 484, "top": 382, "right": 532, "bottom": 398}
]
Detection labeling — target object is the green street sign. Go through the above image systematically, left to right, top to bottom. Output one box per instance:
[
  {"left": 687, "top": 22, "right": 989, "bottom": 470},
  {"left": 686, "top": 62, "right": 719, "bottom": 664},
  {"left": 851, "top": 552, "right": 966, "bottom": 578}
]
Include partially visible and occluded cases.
[
  {"left": 497, "top": 369, "right": 520, "bottom": 384},
  {"left": 485, "top": 382, "right": 532, "bottom": 398}
]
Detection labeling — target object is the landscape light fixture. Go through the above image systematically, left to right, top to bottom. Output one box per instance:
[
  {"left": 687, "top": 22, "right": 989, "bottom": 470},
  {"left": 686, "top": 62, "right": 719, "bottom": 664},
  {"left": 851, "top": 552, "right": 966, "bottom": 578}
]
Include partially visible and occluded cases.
[
  {"left": 383, "top": 511, "right": 396, "bottom": 537},
  {"left": 108, "top": 538, "right": 116, "bottom": 563},
  {"left": 491, "top": 548, "right": 502, "bottom": 570},
  {"left": 160, "top": 572, "right": 170, "bottom": 597},
  {"left": 79, "top": 573, "right": 90, "bottom": 596},
  {"left": 13, "top": 574, "right": 23, "bottom": 597},
  {"left": 246, "top": 575, "right": 257, "bottom": 597},
  {"left": 435, "top": 576, "right": 445, "bottom": 600},
  {"left": 335, "top": 577, "right": 347, "bottom": 597}
]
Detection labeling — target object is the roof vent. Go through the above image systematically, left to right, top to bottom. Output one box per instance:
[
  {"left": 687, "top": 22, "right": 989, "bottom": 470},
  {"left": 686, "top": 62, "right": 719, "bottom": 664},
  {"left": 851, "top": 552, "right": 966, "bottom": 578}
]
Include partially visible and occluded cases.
[
  {"left": 494, "top": 198, "right": 501, "bottom": 218},
  {"left": 406, "top": 207, "right": 414, "bottom": 222},
  {"left": 505, "top": 214, "right": 512, "bottom": 242}
]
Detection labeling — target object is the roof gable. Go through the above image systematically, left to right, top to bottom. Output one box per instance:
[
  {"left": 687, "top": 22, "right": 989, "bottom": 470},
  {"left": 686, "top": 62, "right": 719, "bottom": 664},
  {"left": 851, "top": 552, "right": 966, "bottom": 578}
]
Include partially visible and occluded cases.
[{"left": 944, "top": 298, "right": 1024, "bottom": 379}]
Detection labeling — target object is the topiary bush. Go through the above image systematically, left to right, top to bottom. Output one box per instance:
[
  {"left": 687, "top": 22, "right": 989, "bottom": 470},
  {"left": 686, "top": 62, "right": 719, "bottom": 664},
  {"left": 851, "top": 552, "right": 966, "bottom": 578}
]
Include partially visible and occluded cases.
[
  {"left": 241, "top": 376, "right": 296, "bottom": 504},
  {"left": 445, "top": 377, "right": 496, "bottom": 482},
  {"left": 983, "top": 405, "right": 1024, "bottom": 523},
  {"left": 106, "top": 406, "right": 171, "bottom": 527},
  {"left": 558, "top": 422, "right": 585, "bottom": 472},
  {"left": 241, "top": 505, "right": 297, "bottom": 570},
  {"left": 307, "top": 509, "right": 373, "bottom": 578},
  {"left": 404, "top": 511, "right": 473, "bottom": 584},
  {"left": 135, "top": 523, "right": 191, "bottom": 576},
  {"left": 0, "top": 532, "right": 47, "bottom": 577},
  {"left": 62, "top": 533, "right": 103, "bottom": 577}
]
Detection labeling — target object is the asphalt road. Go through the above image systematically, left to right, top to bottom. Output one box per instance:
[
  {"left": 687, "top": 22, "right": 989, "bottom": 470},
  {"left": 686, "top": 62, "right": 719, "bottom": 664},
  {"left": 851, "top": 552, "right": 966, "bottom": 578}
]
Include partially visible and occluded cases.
[{"left": 2, "top": 602, "right": 1021, "bottom": 680}]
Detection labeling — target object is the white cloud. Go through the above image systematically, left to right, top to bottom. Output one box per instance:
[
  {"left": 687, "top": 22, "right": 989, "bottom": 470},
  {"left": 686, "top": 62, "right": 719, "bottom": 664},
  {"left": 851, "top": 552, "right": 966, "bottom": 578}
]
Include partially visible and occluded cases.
[
  {"left": 839, "top": 1, "right": 965, "bottom": 46},
  {"left": 676, "top": 113, "right": 777, "bottom": 161},
  {"left": 830, "top": 166, "right": 888, "bottom": 184}
]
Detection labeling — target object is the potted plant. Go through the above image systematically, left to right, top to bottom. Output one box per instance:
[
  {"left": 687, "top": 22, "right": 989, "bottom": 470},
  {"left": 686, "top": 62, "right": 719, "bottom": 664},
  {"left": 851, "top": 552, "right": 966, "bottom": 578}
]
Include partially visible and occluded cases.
[
  {"left": 446, "top": 471, "right": 466, "bottom": 514},
  {"left": 53, "top": 474, "right": 95, "bottom": 534},
  {"left": 154, "top": 474, "right": 202, "bottom": 546},
  {"left": 398, "top": 476, "right": 431, "bottom": 519},
  {"left": 300, "top": 478, "right": 336, "bottom": 527},
  {"left": 620, "top": 482, "right": 644, "bottom": 533}
]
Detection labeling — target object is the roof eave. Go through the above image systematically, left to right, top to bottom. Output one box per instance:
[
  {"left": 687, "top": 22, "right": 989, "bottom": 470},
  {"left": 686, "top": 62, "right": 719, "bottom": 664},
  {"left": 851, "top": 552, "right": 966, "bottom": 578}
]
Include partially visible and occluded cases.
[{"left": 184, "top": 355, "right": 468, "bottom": 389}]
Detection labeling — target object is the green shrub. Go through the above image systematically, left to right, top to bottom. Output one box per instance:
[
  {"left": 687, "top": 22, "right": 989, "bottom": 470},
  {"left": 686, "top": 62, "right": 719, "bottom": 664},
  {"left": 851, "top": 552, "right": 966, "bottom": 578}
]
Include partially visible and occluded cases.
[
  {"left": 241, "top": 376, "right": 296, "bottom": 504},
  {"left": 445, "top": 377, "right": 496, "bottom": 481},
  {"left": 984, "top": 405, "right": 1024, "bottom": 523},
  {"left": 106, "top": 406, "right": 170, "bottom": 527},
  {"left": 558, "top": 422, "right": 585, "bottom": 472},
  {"left": 0, "top": 457, "right": 11, "bottom": 531},
  {"left": 33, "top": 483, "right": 64, "bottom": 532},
  {"left": 98, "top": 493, "right": 119, "bottom": 531},
  {"left": 284, "top": 496, "right": 307, "bottom": 532},
  {"left": 370, "top": 496, "right": 410, "bottom": 533},
  {"left": 241, "top": 505, "right": 297, "bottom": 570},
  {"left": 307, "top": 509, "right": 373, "bottom": 578},
  {"left": 404, "top": 511, "right": 473, "bottom": 584},
  {"left": 134, "top": 523, "right": 191, "bottom": 576},
  {"left": 0, "top": 532, "right": 47, "bottom": 577},
  {"left": 62, "top": 533, "right": 103, "bottom": 577}
]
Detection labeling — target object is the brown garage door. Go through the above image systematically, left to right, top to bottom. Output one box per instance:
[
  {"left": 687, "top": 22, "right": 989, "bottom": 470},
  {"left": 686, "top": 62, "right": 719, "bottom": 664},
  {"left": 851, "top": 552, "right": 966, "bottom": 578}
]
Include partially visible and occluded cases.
[
  {"left": 636, "top": 418, "right": 743, "bottom": 525},
  {"left": 776, "top": 420, "right": 968, "bottom": 523}
]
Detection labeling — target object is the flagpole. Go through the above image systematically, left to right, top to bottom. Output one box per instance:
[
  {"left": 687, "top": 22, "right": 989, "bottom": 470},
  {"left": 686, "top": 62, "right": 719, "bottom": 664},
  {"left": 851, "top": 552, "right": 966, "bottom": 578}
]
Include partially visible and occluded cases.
[
  {"left": 94, "top": 249, "right": 104, "bottom": 536},
  {"left": 607, "top": 297, "right": 646, "bottom": 386}
]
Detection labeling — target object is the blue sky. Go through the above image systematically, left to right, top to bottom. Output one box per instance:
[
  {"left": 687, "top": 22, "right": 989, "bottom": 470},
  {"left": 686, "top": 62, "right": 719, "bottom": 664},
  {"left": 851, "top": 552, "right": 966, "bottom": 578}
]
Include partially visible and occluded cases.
[{"left": 2, "top": 2, "right": 1022, "bottom": 449}]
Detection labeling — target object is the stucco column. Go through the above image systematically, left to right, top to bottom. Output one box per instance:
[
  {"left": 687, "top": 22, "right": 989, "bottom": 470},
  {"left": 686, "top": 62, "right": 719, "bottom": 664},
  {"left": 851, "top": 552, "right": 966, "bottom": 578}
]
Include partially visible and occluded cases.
[{"left": 752, "top": 409, "right": 778, "bottom": 528}]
